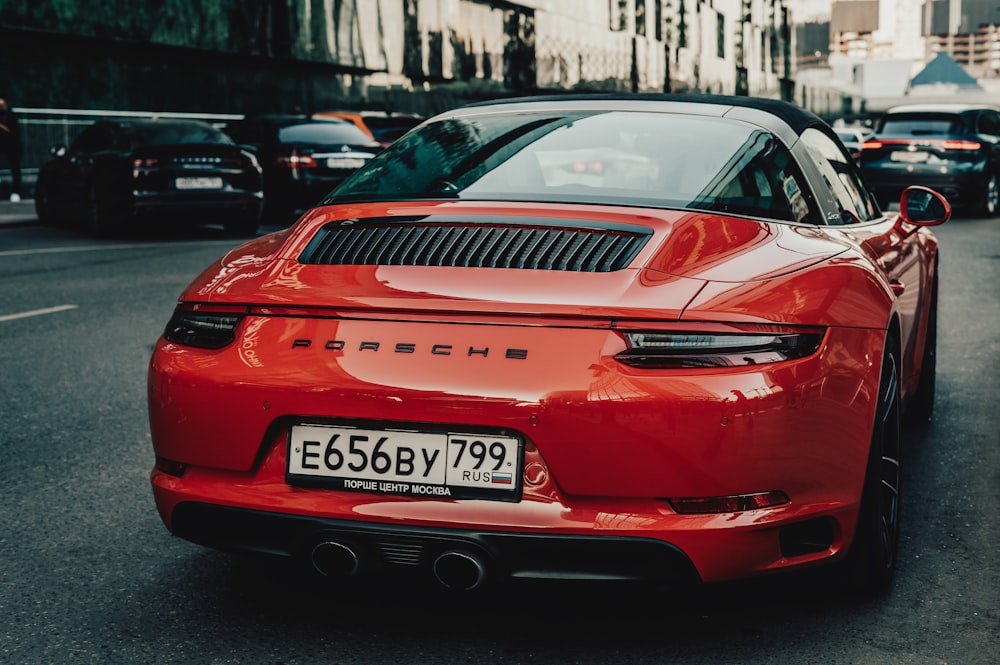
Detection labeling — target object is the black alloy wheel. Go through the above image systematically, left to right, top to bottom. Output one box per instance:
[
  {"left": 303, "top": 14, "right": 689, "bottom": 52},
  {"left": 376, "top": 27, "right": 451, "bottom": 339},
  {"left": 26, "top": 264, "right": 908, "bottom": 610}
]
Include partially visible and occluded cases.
[
  {"left": 982, "top": 173, "right": 999, "bottom": 217},
  {"left": 840, "top": 334, "right": 902, "bottom": 596}
]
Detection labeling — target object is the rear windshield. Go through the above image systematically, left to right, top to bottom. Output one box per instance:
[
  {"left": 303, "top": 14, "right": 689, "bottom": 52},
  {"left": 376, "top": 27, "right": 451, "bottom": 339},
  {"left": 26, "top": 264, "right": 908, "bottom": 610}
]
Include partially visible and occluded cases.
[
  {"left": 327, "top": 110, "right": 817, "bottom": 223},
  {"left": 879, "top": 114, "right": 964, "bottom": 136},
  {"left": 129, "top": 122, "right": 232, "bottom": 146},
  {"left": 278, "top": 122, "right": 376, "bottom": 145}
]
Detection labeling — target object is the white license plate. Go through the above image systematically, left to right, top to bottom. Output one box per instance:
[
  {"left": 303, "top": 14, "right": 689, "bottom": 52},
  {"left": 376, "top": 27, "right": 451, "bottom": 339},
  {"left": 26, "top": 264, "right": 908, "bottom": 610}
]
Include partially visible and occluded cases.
[
  {"left": 890, "top": 151, "right": 929, "bottom": 163},
  {"left": 325, "top": 157, "right": 367, "bottom": 169},
  {"left": 175, "top": 176, "right": 224, "bottom": 190},
  {"left": 287, "top": 425, "right": 521, "bottom": 500}
]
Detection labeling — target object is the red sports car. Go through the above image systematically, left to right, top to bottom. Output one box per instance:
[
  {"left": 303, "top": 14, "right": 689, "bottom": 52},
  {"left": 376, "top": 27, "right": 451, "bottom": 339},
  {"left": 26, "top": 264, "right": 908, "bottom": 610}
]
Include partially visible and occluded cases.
[{"left": 148, "top": 94, "right": 949, "bottom": 596}]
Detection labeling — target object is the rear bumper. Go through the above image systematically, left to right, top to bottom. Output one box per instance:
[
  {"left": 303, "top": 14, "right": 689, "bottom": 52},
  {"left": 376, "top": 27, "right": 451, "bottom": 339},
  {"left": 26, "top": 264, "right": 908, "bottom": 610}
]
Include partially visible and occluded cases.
[
  {"left": 862, "top": 166, "right": 987, "bottom": 207},
  {"left": 131, "top": 191, "right": 263, "bottom": 220},
  {"left": 152, "top": 463, "right": 856, "bottom": 585},
  {"left": 169, "top": 501, "right": 702, "bottom": 586}
]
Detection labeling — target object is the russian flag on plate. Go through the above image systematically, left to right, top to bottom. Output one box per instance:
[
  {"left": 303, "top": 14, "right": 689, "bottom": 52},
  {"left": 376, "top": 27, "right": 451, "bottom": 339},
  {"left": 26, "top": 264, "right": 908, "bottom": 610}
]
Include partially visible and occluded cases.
[{"left": 492, "top": 472, "right": 513, "bottom": 485}]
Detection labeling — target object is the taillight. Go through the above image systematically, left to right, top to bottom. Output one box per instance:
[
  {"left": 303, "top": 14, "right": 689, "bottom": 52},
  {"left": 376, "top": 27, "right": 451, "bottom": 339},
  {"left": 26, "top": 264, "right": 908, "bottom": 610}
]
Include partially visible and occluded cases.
[
  {"left": 862, "top": 140, "right": 883, "bottom": 150},
  {"left": 940, "top": 140, "right": 981, "bottom": 151},
  {"left": 276, "top": 152, "right": 318, "bottom": 168},
  {"left": 133, "top": 157, "right": 160, "bottom": 168},
  {"left": 163, "top": 304, "right": 246, "bottom": 349},
  {"left": 614, "top": 329, "right": 824, "bottom": 368}
]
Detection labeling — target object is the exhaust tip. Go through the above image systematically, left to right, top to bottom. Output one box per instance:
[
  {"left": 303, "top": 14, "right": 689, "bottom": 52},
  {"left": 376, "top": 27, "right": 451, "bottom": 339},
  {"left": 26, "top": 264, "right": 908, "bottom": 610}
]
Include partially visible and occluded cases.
[
  {"left": 311, "top": 540, "right": 360, "bottom": 578},
  {"left": 433, "top": 550, "right": 487, "bottom": 591}
]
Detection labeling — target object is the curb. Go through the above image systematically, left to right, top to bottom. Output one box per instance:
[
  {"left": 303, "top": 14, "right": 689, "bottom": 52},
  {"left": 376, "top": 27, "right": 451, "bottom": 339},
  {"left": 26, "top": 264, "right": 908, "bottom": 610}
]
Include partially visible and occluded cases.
[{"left": 0, "top": 199, "right": 38, "bottom": 226}]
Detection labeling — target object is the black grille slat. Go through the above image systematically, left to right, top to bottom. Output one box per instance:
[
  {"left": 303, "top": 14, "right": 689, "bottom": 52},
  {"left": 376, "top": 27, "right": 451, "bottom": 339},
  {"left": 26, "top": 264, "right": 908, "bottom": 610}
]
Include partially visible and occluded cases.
[
  {"left": 299, "top": 222, "right": 650, "bottom": 272},
  {"left": 357, "top": 226, "right": 392, "bottom": 264},
  {"left": 382, "top": 226, "right": 420, "bottom": 264},
  {"left": 402, "top": 226, "right": 432, "bottom": 265},
  {"left": 321, "top": 227, "right": 364, "bottom": 264},
  {"left": 459, "top": 227, "right": 493, "bottom": 267},
  {"left": 526, "top": 230, "right": 563, "bottom": 270},
  {"left": 599, "top": 236, "right": 643, "bottom": 272},
  {"left": 378, "top": 540, "right": 424, "bottom": 567}
]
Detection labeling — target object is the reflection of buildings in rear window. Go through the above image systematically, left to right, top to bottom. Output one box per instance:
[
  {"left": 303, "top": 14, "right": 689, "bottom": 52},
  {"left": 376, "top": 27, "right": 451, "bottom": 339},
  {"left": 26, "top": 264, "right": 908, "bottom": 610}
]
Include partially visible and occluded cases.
[
  {"left": 337, "top": 111, "right": 818, "bottom": 224},
  {"left": 799, "top": 128, "right": 878, "bottom": 222}
]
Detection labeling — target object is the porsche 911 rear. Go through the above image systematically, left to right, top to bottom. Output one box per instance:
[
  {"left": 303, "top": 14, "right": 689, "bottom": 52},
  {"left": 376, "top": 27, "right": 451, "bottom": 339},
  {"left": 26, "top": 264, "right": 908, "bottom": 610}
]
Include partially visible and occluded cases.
[
  {"left": 150, "top": 94, "right": 949, "bottom": 594},
  {"left": 148, "top": 201, "right": 887, "bottom": 590}
]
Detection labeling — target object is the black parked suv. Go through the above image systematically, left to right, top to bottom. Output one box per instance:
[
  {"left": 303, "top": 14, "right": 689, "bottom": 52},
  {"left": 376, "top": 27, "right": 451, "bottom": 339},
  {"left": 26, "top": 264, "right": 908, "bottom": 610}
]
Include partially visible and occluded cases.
[
  {"left": 860, "top": 104, "right": 1000, "bottom": 216},
  {"left": 224, "top": 116, "right": 382, "bottom": 223},
  {"left": 34, "top": 118, "right": 264, "bottom": 236}
]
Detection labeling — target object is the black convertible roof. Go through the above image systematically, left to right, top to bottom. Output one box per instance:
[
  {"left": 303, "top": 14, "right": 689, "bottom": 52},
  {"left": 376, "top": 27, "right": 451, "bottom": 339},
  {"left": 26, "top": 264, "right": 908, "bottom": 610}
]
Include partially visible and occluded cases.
[{"left": 462, "top": 93, "right": 825, "bottom": 136}]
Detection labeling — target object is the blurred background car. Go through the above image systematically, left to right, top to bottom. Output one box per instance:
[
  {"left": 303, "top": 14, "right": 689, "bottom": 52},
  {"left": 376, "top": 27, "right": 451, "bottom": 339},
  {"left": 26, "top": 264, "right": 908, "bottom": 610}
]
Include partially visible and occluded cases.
[
  {"left": 860, "top": 103, "right": 1000, "bottom": 215},
  {"left": 311, "top": 110, "right": 425, "bottom": 147},
  {"left": 225, "top": 115, "right": 382, "bottom": 223},
  {"left": 34, "top": 118, "right": 264, "bottom": 236},
  {"left": 834, "top": 127, "right": 874, "bottom": 164}
]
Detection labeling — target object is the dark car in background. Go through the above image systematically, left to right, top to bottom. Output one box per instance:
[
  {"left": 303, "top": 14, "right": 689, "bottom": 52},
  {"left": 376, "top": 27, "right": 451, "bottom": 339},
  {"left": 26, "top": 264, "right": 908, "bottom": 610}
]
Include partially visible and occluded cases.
[
  {"left": 860, "top": 104, "right": 1000, "bottom": 215},
  {"left": 312, "top": 110, "right": 425, "bottom": 146},
  {"left": 224, "top": 116, "right": 382, "bottom": 223},
  {"left": 34, "top": 118, "right": 264, "bottom": 236},
  {"left": 834, "top": 127, "right": 873, "bottom": 164}
]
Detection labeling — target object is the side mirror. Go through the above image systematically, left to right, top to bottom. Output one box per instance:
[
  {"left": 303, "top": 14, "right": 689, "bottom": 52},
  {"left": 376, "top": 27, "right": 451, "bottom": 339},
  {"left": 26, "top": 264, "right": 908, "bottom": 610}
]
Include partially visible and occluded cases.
[{"left": 898, "top": 186, "right": 950, "bottom": 226}]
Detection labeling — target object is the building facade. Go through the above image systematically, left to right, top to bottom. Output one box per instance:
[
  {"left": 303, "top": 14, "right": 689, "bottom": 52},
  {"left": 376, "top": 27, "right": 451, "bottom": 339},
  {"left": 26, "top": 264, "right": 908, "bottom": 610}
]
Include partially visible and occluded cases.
[
  {"left": 0, "top": 0, "right": 796, "bottom": 116},
  {"left": 787, "top": 0, "right": 998, "bottom": 123}
]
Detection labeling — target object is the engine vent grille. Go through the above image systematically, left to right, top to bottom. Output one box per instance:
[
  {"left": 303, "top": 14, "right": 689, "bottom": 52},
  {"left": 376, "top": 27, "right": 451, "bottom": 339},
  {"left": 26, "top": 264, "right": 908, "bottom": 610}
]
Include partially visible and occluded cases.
[{"left": 298, "top": 217, "right": 650, "bottom": 272}]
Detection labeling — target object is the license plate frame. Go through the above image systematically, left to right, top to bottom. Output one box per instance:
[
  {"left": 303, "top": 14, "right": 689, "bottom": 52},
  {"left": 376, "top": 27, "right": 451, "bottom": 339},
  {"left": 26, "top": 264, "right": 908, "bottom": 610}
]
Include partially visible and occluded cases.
[
  {"left": 890, "top": 150, "right": 929, "bottom": 163},
  {"left": 325, "top": 157, "right": 368, "bottom": 169},
  {"left": 175, "top": 176, "right": 224, "bottom": 190},
  {"left": 287, "top": 424, "right": 523, "bottom": 501}
]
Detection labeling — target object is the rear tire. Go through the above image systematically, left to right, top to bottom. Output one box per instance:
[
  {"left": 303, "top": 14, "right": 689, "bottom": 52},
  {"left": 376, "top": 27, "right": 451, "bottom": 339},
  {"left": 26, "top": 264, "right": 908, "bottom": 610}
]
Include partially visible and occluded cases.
[
  {"left": 34, "top": 182, "right": 62, "bottom": 227},
  {"left": 87, "top": 185, "right": 118, "bottom": 237},
  {"left": 839, "top": 334, "right": 902, "bottom": 597}
]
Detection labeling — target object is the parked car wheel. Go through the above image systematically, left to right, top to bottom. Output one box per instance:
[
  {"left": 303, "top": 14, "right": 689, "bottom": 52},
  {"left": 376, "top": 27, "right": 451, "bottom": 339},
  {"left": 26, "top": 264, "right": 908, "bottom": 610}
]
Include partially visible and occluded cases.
[
  {"left": 981, "top": 173, "right": 999, "bottom": 217},
  {"left": 34, "top": 182, "right": 63, "bottom": 227},
  {"left": 87, "top": 184, "right": 119, "bottom": 237},
  {"left": 840, "top": 334, "right": 902, "bottom": 596}
]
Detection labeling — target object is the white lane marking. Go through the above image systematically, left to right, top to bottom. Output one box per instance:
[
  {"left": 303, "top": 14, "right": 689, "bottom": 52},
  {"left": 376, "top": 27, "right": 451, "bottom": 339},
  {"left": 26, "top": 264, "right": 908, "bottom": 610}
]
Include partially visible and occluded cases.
[
  {"left": 0, "top": 239, "right": 239, "bottom": 258},
  {"left": 0, "top": 304, "right": 79, "bottom": 323}
]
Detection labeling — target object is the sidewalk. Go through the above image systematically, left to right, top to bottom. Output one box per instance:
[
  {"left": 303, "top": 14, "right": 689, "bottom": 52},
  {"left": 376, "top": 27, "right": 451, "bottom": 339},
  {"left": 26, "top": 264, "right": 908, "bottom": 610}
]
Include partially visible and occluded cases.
[{"left": 0, "top": 198, "right": 38, "bottom": 227}]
